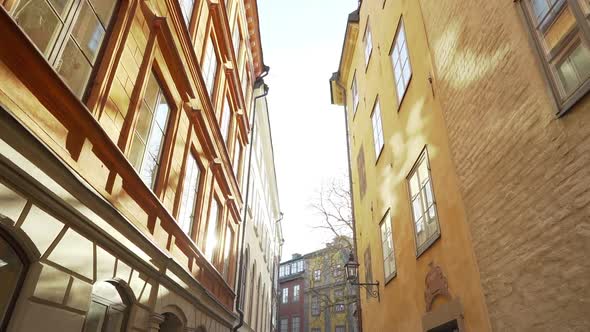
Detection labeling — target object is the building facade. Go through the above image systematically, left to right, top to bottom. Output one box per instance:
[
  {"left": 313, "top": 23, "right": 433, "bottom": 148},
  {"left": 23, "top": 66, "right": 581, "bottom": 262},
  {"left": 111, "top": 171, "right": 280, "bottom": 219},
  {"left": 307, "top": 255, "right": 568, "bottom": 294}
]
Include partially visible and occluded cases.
[
  {"left": 0, "top": 0, "right": 268, "bottom": 330},
  {"left": 331, "top": 0, "right": 590, "bottom": 331},
  {"left": 238, "top": 80, "right": 283, "bottom": 332},
  {"left": 303, "top": 238, "right": 357, "bottom": 332},
  {"left": 278, "top": 255, "right": 305, "bottom": 332}
]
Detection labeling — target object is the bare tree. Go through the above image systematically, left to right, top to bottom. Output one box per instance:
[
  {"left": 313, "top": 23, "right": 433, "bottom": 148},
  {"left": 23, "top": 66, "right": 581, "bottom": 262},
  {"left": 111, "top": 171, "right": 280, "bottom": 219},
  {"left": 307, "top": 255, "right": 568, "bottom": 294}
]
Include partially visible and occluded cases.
[{"left": 306, "top": 176, "right": 359, "bottom": 331}]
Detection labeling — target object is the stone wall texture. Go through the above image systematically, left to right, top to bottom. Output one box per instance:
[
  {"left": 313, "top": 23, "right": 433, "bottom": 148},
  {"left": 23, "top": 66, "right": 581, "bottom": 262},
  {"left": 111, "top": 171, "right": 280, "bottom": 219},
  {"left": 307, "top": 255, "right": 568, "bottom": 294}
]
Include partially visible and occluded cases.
[{"left": 418, "top": 0, "right": 590, "bottom": 330}]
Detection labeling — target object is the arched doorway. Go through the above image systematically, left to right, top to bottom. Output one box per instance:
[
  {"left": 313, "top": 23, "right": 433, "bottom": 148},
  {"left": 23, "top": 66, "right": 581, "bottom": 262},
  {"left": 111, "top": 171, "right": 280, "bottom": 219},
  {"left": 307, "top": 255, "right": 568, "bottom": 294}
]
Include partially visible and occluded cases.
[
  {"left": 0, "top": 229, "right": 28, "bottom": 331},
  {"left": 83, "top": 281, "right": 130, "bottom": 332},
  {"left": 159, "top": 312, "right": 183, "bottom": 332}
]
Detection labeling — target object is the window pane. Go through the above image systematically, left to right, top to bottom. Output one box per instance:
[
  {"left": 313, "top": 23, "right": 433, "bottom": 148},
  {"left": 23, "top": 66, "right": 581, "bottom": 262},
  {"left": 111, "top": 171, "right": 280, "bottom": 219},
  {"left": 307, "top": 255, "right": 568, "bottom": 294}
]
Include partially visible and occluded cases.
[
  {"left": 12, "top": 0, "right": 62, "bottom": 55},
  {"left": 47, "top": 0, "right": 74, "bottom": 18},
  {"left": 71, "top": 0, "right": 105, "bottom": 63},
  {"left": 89, "top": 0, "right": 117, "bottom": 27},
  {"left": 179, "top": 0, "right": 194, "bottom": 26},
  {"left": 531, "top": 0, "right": 550, "bottom": 20},
  {"left": 58, "top": 37, "right": 93, "bottom": 98},
  {"left": 571, "top": 43, "right": 590, "bottom": 82},
  {"left": 558, "top": 58, "right": 581, "bottom": 95},
  {"left": 144, "top": 73, "right": 160, "bottom": 109},
  {"left": 135, "top": 102, "right": 153, "bottom": 142},
  {"left": 128, "top": 133, "right": 145, "bottom": 169},
  {"left": 178, "top": 154, "right": 200, "bottom": 234},
  {"left": 205, "top": 200, "right": 219, "bottom": 261},
  {"left": 82, "top": 301, "right": 108, "bottom": 332},
  {"left": 103, "top": 307, "right": 125, "bottom": 332}
]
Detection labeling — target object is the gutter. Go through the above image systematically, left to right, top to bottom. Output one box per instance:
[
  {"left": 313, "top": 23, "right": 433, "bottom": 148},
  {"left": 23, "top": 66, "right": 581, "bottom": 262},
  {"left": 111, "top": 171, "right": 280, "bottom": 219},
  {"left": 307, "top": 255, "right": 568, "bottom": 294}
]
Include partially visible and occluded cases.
[
  {"left": 233, "top": 67, "right": 269, "bottom": 332},
  {"left": 333, "top": 73, "right": 363, "bottom": 332}
]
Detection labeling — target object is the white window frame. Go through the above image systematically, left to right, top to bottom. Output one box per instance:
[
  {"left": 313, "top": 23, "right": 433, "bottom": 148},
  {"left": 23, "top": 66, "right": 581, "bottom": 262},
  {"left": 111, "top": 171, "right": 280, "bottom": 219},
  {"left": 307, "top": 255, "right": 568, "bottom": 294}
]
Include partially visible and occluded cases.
[
  {"left": 390, "top": 19, "right": 412, "bottom": 105},
  {"left": 364, "top": 22, "right": 373, "bottom": 68},
  {"left": 202, "top": 37, "right": 218, "bottom": 99},
  {"left": 351, "top": 72, "right": 359, "bottom": 114},
  {"left": 371, "top": 99, "right": 384, "bottom": 160},
  {"left": 407, "top": 147, "right": 440, "bottom": 256},
  {"left": 380, "top": 210, "right": 396, "bottom": 282},
  {"left": 313, "top": 269, "right": 321, "bottom": 281},
  {"left": 293, "top": 285, "right": 300, "bottom": 302},
  {"left": 282, "top": 287, "right": 289, "bottom": 304}
]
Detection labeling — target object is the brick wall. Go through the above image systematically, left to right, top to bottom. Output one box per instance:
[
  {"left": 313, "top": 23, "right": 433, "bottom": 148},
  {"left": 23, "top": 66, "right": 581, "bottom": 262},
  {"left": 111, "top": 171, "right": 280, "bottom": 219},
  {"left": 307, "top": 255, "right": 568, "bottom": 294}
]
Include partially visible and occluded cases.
[{"left": 418, "top": 0, "right": 590, "bottom": 330}]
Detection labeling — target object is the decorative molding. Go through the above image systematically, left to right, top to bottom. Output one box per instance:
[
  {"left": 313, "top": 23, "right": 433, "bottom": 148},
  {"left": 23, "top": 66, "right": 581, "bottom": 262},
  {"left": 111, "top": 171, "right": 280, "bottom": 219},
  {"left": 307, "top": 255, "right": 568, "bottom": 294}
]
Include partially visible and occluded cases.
[{"left": 424, "top": 262, "right": 451, "bottom": 312}]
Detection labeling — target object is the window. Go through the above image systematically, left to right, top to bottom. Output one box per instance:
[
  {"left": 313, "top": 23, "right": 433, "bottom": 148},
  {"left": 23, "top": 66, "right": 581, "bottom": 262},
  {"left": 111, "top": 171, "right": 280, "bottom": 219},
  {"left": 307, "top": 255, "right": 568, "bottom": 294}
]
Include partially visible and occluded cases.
[
  {"left": 5, "top": 0, "right": 118, "bottom": 98},
  {"left": 179, "top": 0, "right": 194, "bottom": 26},
  {"left": 521, "top": 0, "right": 590, "bottom": 112},
  {"left": 391, "top": 20, "right": 412, "bottom": 104},
  {"left": 364, "top": 22, "right": 373, "bottom": 67},
  {"left": 232, "top": 23, "right": 241, "bottom": 57},
  {"left": 202, "top": 37, "right": 218, "bottom": 99},
  {"left": 128, "top": 72, "right": 170, "bottom": 190},
  {"left": 351, "top": 73, "right": 359, "bottom": 114},
  {"left": 221, "top": 96, "right": 232, "bottom": 144},
  {"left": 371, "top": 100, "right": 384, "bottom": 159},
  {"left": 233, "top": 143, "right": 242, "bottom": 179},
  {"left": 357, "top": 146, "right": 366, "bottom": 199},
  {"left": 407, "top": 148, "right": 440, "bottom": 255},
  {"left": 178, "top": 153, "right": 201, "bottom": 235},
  {"left": 205, "top": 198, "right": 220, "bottom": 261},
  {"left": 380, "top": 211, "right": 396, "bottom": 281},
  {"left": 222, "top": 225, "right": 234, "bottom": 279},
  {"left": 0, "top": 231, "right": 27, "bottom": 331},
  {"left": 291, "top": 260, "right": 304, "bottom": 274},
  {"left": 333, "top": 264, "right": 342, "bottom": 277},
  {"left": 313, "top": 269, "right": 321, "bottom": 281},
  {"left": 83, "top": 282, "right": 129, "bottom": 332},
  {"left": 293, "top": 285, "right": 300, "bottom": 302},
  {"left": 282, "top": 287, "right": 289, "bottom": 303},
  {"left": 311, "top": 296, "right": 320, "bottom": 316},
  {"left": 335, "top": 304, "right": 345, "bottom": 313},
  {"left": 292, "top": 316, "right": 300, "bottom": 332},
  {"left": 280, "top": 318, "right": 288, "bottom": 332},
  {"left": 335, "top": 326, "right": 346, "bottom": 332}
]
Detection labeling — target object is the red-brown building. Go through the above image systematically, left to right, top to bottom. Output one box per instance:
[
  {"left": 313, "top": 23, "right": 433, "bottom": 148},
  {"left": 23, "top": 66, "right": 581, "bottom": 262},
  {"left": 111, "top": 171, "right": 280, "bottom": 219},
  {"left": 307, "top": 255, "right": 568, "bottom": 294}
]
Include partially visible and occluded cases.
[{"left": 278, "top": 255, "right": 305, "bottom": 332}]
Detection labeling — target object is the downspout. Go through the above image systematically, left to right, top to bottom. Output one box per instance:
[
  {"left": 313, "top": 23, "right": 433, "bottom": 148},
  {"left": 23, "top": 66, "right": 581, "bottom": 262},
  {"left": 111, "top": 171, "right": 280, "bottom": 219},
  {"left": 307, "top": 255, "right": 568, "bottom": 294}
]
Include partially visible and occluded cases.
[
  {"left": 233, "top": 67, "right": 270, "bottom": 332},
  {"left": 334, "top": 76, "right": 362, "bottom": 332},
  {"left": 272, "top": 212, "right": 284, "bottom": 332}
]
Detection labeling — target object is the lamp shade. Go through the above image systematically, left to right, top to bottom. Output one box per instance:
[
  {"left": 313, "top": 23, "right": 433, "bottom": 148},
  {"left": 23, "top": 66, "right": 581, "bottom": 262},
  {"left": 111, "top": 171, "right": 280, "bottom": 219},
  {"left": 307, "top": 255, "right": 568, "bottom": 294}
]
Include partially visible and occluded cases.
[{"left": 344, "top": 252, "right": 359, "bottom": 282}]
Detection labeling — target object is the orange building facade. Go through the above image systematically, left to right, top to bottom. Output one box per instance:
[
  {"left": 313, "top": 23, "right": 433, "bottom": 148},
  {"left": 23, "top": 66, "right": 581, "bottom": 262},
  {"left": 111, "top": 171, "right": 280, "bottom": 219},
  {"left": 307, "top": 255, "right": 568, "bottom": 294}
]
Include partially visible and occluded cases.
[{"left": 0, "top": 0, "right": 266, "bottom": 330}]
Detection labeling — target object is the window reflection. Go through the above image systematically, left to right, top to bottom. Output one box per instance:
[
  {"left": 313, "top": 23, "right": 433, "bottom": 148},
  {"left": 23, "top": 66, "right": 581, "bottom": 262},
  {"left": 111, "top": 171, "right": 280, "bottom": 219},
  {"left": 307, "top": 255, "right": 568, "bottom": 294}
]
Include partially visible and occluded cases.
[{"left": 0, "top": 232, "right": 26, "bottom": 329}]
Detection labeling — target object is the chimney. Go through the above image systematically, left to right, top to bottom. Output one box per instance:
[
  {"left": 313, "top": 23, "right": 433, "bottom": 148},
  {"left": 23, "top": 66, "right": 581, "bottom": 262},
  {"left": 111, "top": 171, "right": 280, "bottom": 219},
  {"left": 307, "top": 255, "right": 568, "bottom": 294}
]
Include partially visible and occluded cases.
[{"left": 292, "top": 253, "right": 301, "bottom": 260}]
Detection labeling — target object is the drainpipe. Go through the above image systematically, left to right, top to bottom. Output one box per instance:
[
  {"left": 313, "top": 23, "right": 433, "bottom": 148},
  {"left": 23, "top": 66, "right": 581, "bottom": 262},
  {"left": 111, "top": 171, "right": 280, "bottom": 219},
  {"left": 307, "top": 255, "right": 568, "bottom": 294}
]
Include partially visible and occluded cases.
[
  {"left": 233, "top": 67, "right": 269, "bottom": 332},
  {"left": 334, "top": 76, "right": 362, "bottom": 332}
]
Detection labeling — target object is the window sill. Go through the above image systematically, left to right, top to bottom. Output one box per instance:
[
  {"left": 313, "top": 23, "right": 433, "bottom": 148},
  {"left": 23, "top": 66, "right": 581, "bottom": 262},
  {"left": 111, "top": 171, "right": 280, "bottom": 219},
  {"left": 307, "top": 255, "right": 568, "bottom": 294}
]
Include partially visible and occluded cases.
[
  {"left": 396, "top": 75, "right": 413, "bottom": 112},
  {"left": 375, "top": 146, "right": 385, "bottom": 165},
  {"left": 415, "top": 231, "right": 441, "bottom": 258},
  {"left": 384, "top": 271, "right": 397, "bottom": 286}
]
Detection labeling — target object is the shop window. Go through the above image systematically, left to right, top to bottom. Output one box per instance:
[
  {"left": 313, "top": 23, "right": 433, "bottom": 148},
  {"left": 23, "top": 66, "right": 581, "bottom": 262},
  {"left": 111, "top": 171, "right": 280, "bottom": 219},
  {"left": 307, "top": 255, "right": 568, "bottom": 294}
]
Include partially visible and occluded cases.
[
  {"left": 4, "top": 0, "right": 118, "bottom": 98},
  {"left": 0, "top": 231, "right": 27, "bottom": 331},
  {"left": 83, "top": 281, "right": 129, "bottom": 332}
]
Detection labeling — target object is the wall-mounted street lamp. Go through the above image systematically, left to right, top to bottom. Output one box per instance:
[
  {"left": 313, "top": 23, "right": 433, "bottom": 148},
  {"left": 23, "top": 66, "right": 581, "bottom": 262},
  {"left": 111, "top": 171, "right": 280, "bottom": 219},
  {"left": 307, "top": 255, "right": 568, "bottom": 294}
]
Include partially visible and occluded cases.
[{"left": 344, "top": 252, "right": 380, "bottom": 301}]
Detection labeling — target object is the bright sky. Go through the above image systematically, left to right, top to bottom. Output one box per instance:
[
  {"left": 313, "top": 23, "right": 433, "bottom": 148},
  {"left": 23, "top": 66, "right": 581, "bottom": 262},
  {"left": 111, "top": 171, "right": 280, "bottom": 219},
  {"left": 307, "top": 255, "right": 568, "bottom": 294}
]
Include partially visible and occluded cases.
[{"left": 258, "top": 0, "right": 358, "bottom": 262}]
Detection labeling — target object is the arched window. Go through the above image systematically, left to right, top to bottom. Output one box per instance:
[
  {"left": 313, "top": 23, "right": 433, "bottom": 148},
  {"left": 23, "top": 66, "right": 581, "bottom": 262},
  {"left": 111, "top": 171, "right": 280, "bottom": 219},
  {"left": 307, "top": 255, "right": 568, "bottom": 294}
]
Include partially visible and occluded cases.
[
  {"left": 0, "top": 230, "right": 28, "bottom": 331},
  {"left": 83, "top": 281, "right": 130, "bottom": 332},
  {"left": 159, "top": 312, "right": 183, "bottom": 332}
]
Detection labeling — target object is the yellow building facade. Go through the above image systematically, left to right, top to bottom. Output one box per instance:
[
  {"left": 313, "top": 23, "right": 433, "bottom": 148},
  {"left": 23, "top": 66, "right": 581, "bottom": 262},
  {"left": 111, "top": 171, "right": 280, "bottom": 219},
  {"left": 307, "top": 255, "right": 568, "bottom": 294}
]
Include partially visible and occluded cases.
[{"left": 330, "top": 1, "right": 491, "bottom": 331}]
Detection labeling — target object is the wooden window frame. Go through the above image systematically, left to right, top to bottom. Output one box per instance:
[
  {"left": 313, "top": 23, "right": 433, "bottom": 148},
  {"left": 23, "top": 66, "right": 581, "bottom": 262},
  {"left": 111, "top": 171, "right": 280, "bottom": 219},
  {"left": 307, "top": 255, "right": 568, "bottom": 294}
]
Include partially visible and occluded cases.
[
  {"left": 3, "top": 0, "right": 122, "bottom": 101},
  {"left": 519, "top": 0, "right": 590, "bottom": 116},
  {"left": 176, "top": 145, "right": 206, "bottom": 239},
  {"left": 406, "top": 146, "right": 441, "bottom": 257},
  {"left": 0, "top": 230, "right": 29, "bottom": 332}
]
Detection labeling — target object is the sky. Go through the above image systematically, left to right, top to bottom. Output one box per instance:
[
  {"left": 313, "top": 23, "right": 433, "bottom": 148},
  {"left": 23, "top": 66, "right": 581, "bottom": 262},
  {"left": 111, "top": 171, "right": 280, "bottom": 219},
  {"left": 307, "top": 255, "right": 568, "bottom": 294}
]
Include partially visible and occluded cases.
[{"left": 257, "top": 0, "right": 358, "bottom": 262}]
